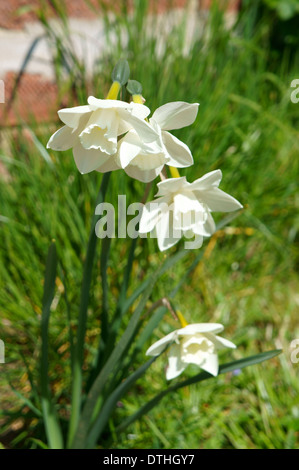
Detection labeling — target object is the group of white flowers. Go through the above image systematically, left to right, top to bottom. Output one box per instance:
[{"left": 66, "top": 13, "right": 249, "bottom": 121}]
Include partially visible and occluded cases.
[
  {"left": 47, "top": 70, "right": 241, "bottom": 379},
  {"left": 47, "top": 93, "right": 242, "bottom": 252}
]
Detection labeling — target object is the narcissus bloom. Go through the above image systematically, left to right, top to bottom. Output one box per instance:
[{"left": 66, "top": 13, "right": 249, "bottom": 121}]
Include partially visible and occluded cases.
[
  {"left": 47, "top": 97, "right": 158, "bottom": 174},
  {"left": 116, "top": 101, "right": 199, "bottom": 182},
  {"left": 150, "top": 101, "right": 199, "bottom": 167},
  {"left": 117, "top": 128, "right": 167, "bottom": 182},
  {"left": 139, "top": 170, "right": 243, "bottom": 251},
  {"left": 146, "top": 323, "right": 236, "bottom": 380}
]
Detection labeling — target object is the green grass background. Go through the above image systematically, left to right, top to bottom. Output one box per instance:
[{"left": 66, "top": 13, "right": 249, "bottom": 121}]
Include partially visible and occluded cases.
[{"left": 0, "top": 0, "right": 298, "bottom": 449}]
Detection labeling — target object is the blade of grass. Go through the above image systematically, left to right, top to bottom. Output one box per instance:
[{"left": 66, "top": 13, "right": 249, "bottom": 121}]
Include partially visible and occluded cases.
[
  {"left": 4, "top": 36, "right": 45, "bottom": 119},
  {"left": 23, "top": 126, "right": 54, "bottom": 167},
  {"left": 86, "top": 236, "right": 112, "bottom": 387},
  {"left": 100, "top": 236, "right": 111, "bottom": 342},
  {"left": 99, "top": 237, "right": 138, "bottom": 367},
  {"left": 40, "top": 241, "right": 64, "bottom": 449},
  {"left": 58, "top": 263, "right": 74, "bottom": 368},
  {"left": 9, "top": 382, "right": 42, "bottom": 418},
  {"left": 29, "top": 438, "right": 49, "bottom": 449}
]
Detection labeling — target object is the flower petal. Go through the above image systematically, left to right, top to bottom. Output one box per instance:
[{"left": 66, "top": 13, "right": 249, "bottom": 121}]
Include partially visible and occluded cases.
[
  {"left": 87, "top": 96, "right": 130, "bottom": 110},
  {"left": 152, "top": 101, "right": 199, "bottom": 131},
  {"left": 129, "top": 102, "right": 151, "bottom": 120},
  {"left": 58, "top": 105, "right": 92, "bottom": 129},
  {"left": 79, "top": 108, "right": 118, "bottom": 154},
  {"left": 118, "top": 109, "right": 159, "bottom": 143},
  {"left": 117, "top": 120, "right": 133, "bottom": 136},
  {"left": 47, "top": 125, "right": 77, "bottom": 151},
  {"left": 162, "top": 131, "right": 194, "bottom": 168},
  {"left": 118, "top": 132, "right": 142, "bottom": 168},
  {"left": 72, "top": 143, "right": 110, "bottom": 174},
  {"left": 95, "top": 156, "right": 120, "bottom": 173},
  {"left": 125, "top": 164, "right": 163, "bottom": 183},
  {"left": 190, "top": 170, "right": 222, "bottom": 190},
  {"left": 155, "top": 177, "right": 187, "bottom": 197},
  {"left": 197, "top": 188, "right": 243, "bottom": 212},
  {"left": 173, "top": 191, "right": 204, "bottom": 215},
  {"left": 172, "top": 193, "right": 205, "bottom": 231},
  {"left": 139, "top": 197, "right": 170, "bottom": 233},
  {"left": 156, "top": 208, "right": 181, "bottom": 251},
  {"left": 192, "top": 211, "right": 216, "bottom": 237},
  {"left": 177, "top": 323, "right": 224, "bottom": 336},
  {"left": 145, "top": 331, "right": 177, "bottom": 356},
  {"left": 213, "top": 335, "right": 236, "bottom": 350},
  {"left": 166, "top": 344, "right": 186, "bottom": 380},
  {"left": 200, "top": 353, "right": 219, "bottom": 376}
]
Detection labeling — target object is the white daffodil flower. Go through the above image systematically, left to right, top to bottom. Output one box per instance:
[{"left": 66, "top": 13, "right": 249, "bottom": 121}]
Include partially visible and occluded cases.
[
  {"left": 47, "top": 97, "right": 158, "bottom": 174},
  {"left": 116, "top": 101, "right": 199, "bottom": 182},
  {"left": 150, "top": 101, "right": 199, "bottom": 167},
  {"left": 116, "top": 126, "right": 167, "bottom": 183},
  {"left": 139, "top": 170, "right": 243, "bottom": 251},
  {"left": 146, "top": 323, "right": 236, "bottom": 380}
]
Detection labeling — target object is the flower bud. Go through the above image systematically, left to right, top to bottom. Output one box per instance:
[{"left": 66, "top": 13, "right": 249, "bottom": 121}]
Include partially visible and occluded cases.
[
  {"left": 111, "top": 59, "right": 130, "bottom": 86},
  {"left": 126, "top": 79, "right": 143, "bottom": 95}
]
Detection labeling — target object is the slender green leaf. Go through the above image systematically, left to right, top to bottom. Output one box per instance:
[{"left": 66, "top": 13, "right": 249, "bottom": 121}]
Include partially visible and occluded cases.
[
  {"left": 24, "top": 126, "right": 54, "bottom": 167},
  {"left": 214, "top": 209, "right": 243, "bottom": 231},
  {"left": 87, "top": 236, "right": 112, "bottom": 385},
  {"left": 100, "top": 236, "right": 112, "bottom": 343},
  {"left": 103, "top": 238, "right": 138, "bottom": 363},
  {"left": 40, "top": 242, "right": 63, "bottom": 449},
  {"left": 121, "top": 245, "right": 189, "bottom": 318},
  {"left": 58, "top": 264, "right": 74, "bottom": 366},
  {"left": 120, "top": 275, "right": 151, "bottom": 315},
  {"left": 113, "top": 306, "right": 167, "bottom": 390},
  {"left": 116, "top": 349, "right": 282, "bottom": 434},
  {"left": 86, "top": 357, "right": 157, "bottom": 448},
  {"left": 9, "top": 382, "right": 42, "bottom": 418},
  {"left": 29, "top": 438, "right": 49, "bottom": 449}
]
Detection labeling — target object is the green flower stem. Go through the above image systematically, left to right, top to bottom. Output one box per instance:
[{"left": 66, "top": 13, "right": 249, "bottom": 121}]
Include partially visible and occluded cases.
[
  {"left": 67, "top": 172, "right": 111, "bottom": 449},
  {"left": 96, "top": 181, "right": 153, "bottom": 370},
  {"left": 41, "top": 242, "right": 64, "bottom": 449}
]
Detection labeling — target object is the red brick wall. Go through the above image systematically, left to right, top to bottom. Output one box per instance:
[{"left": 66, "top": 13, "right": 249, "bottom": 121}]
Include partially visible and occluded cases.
[
  {"left": 0, "top": 0, "right": 240, "bottom": 127},
  {"left": 0, "top": 0, "right": 192, "bottom": 30},
  {"left": 201, "top": 0, "right": 240, "bottom": 11},
  {"left": 1, "top": 72, "right": 59, "bottom": 126}
]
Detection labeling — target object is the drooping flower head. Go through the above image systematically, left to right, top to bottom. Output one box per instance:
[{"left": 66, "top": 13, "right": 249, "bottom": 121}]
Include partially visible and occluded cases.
[
  {"left": 47, "top": 97, "right": 159, "bottom": 174},
  {"left": 116, "top": 101, "right": 199, "bottom": 182},
  {"left": 139, "top": 170, "right": 243, "bottom": 250},
  {"left": 146, "top": 323, "right": 236, "bottom": 380}
]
